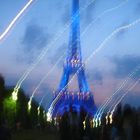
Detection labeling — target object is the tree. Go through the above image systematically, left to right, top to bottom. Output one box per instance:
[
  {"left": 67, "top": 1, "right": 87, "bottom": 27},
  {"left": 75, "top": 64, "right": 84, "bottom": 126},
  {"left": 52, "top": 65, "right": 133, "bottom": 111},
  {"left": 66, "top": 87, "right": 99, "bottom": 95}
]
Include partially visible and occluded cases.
[
  {"left": 0, "top": 74, "right": 5, "bottom": 122},
  {"left": 16, "top": 89, "right": 28, "bottom": 129}
]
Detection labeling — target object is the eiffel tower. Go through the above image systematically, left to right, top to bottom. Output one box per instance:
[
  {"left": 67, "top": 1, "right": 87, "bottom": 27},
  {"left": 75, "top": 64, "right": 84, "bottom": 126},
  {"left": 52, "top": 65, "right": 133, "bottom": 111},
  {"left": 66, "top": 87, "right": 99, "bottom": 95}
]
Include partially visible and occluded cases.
[{"left": 49, "top": 0, "right": 96, "bottom": 117}]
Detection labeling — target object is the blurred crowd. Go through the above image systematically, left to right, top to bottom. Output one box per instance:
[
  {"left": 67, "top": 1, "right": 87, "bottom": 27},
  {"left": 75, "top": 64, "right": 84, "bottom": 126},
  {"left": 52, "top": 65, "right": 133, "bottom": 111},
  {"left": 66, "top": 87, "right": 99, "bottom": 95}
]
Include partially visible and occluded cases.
[
  {"left": 0, "top": 103, "right": 140, "bottom": 140},
  {"left": 59, "top": 104, "right": 140, "bottom": 140},
  {"left": 0, "top": 119, "right": 11, "bottom": 140}
]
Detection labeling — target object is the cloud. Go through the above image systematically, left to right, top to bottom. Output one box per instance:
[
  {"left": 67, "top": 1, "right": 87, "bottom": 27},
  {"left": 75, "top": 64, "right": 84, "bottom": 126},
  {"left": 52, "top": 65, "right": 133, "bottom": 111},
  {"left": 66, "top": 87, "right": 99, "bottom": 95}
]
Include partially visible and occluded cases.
[
  {"left": 81, "top": 0, "right": 97, "bottom": 25},
  {"left": 134, "top": 2, "right": 140, "bottom": 16},
  {"left": 19, "top": 23, "right": 50, "bottom": 63},
  {"left": 47, "top": 43, "right": 67, "bottom": 67},
  {"left": 111, "top": 55, "right": 140, "bottom": 78},
  {"left": 87, "top": 69, "right": 103, "bottom": 85}
]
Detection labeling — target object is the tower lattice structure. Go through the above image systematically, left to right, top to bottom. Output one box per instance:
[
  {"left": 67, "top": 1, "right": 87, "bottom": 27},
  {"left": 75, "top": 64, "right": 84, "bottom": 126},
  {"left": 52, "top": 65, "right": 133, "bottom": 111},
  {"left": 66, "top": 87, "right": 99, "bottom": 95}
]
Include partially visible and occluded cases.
[{"left": 49, "top": 0, "right": 96, "bottom": 117}]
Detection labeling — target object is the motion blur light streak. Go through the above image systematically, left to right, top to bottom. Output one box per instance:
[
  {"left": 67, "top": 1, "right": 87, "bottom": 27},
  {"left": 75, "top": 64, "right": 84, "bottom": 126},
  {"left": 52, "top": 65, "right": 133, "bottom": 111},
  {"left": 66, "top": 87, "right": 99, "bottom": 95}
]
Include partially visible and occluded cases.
[
  {"left": 0, "top": 0, "right": 34, "bottom": 42},
  {"left": 11, "top": 0, "right": 98, "bottom": 102},
  {"left": 12, "top": 0, "right": 128, "bottom": 111},
  {"left": 12, "top": 0, "right": 128, "bottom": 103},
  {"left": 47, "top": 0, "right": 129, "bottom": 116},
  {"left": 82, "top": 0, "right": 128, "bottom": 39},
  {"left": 48, "top": 18, "right": 140, "bottom": 117},
  {"left": 27, "top": 54, "right": 65, "bottom": 112},
  {"left": 31, "top": 54, "right": 65, "bottom": 100},
  {"left": 96, "top": 64, "right": 140, "bottom": 124},
  {"left": 106, "top": 65, "right": 140, "bottom": 114},
  {"left": 97, "top": 75, "right": 140, "bottom": 125},
  {"left": 109, "top": 78, "right": 140, "bottom": 123},
  {"left": 12, "top": 90, "right": 18, "bottom": 101},
  {"left": 38, "top": 94, "right": 47, "bottom": 110},
  {"left": 28, "top": 99, "right": 32, "bottom": 112},
  {"left": 44, "top": 101, "right": 52, "bottom": 122},
  {"left": 37, "top": 106, "right": 40, "bottom": 116},
  {"left": 109, "top": 113, "right": 113, "bottom": 124}
]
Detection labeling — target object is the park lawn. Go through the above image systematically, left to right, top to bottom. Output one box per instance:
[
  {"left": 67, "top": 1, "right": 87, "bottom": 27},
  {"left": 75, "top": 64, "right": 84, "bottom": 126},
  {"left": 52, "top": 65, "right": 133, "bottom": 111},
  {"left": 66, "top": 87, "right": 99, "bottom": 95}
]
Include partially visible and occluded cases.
[{"left": 12, "top": 129, "right": 60, "bottom": 140}]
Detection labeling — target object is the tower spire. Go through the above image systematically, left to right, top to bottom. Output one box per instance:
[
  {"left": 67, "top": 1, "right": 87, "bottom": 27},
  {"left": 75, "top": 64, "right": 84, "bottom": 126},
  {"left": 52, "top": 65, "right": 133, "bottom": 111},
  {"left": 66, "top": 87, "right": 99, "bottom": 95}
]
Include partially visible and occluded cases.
[{"left": 68, "top": 0, "right": 81, "bottom": 61}]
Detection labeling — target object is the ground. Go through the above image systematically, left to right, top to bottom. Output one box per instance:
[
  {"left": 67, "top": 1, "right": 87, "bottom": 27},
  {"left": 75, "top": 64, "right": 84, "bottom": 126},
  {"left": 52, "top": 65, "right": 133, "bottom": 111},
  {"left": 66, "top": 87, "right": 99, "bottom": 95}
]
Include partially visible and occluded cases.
[{"left": 12, "top": 129, "right": 60, "bottom": 140}]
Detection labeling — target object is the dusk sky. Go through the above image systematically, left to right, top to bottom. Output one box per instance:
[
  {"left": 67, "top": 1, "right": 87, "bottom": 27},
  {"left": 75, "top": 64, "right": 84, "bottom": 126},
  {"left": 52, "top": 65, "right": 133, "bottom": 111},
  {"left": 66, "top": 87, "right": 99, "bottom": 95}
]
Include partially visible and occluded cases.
[{"left": 0, "top": 0, "right": 140, "bottom": 110}]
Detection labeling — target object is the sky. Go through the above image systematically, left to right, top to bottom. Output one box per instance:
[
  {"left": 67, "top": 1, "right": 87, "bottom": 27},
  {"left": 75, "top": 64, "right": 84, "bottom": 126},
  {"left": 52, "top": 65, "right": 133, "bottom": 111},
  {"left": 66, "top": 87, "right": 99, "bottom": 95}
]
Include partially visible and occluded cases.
[{"left": 0, "top": 0, "right": 140, "bottom": 110}]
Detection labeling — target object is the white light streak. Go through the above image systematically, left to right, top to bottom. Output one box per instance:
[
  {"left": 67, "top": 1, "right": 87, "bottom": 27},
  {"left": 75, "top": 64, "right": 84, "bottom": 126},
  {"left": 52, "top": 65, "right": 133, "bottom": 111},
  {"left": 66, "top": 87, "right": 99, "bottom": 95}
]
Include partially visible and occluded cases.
[
  {"left": 0, "top": 0, "right": 34, "bottom": 41},
  {"left": 11, "top": 0, "right": 97, "bottom": 102},
  {"left": 48, "top": 18, "right": 140, "bottom": 117},
  {"left": 27, "top": 53, "right": 65, "bottom": 110},
  {"left": 96, "top": 65, "right": 140, "bottom": 123},
  {"left": 110, "top": 78, "right": 140, "bottom": 119}
]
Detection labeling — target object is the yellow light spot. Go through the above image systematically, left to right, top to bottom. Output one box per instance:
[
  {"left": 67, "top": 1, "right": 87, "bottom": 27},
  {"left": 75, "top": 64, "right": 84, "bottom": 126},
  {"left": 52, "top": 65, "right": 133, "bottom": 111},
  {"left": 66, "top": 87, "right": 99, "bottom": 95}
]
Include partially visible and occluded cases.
[
  {"left": 12, "top": 90, "right": 18, "bottom": 101},
  {"left": 28, "top": 100, "right": 32, "bottom": 112},
  {"left": 37, "top": 107, "right": 40, "bottom": 116},
  {"left": 47, "top": 112, "right": 52, "bottom": 122},
  {"left": 109, "top": 114, "right": 113, "bottom": 124},
  {"left": 105, "top": 115, "right": 108, "bottom": 125},
  {"left": 99, "top": 117, "right": 101, "bottom": 126},
  {"left": 93, "top": 118, "right": 95, "bottom": 128},
  {"left": 95, "top": 118, "right": 98, "bottom": 127},
  {"left": 83, "top": 120, "right": 86, "bottom": 130}
]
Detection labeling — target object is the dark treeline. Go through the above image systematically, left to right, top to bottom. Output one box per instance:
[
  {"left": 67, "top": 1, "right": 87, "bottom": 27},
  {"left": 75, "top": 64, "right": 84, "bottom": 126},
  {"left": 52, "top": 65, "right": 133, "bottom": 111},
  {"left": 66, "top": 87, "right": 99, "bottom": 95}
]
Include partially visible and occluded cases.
[
  {"left": 0, "top": 74, "right": 47, "bottom": 131},
  {"left": 0, "top": 74, "right": 140, "bottom": 140}
]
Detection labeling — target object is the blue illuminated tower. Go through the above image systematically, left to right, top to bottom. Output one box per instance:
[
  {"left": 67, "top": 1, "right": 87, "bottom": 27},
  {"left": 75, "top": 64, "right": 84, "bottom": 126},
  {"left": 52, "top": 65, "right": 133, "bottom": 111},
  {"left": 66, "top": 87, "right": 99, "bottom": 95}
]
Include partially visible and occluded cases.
[{"left": 50, "top": 0, "right": 96, "bottom": 117}]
